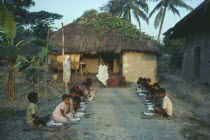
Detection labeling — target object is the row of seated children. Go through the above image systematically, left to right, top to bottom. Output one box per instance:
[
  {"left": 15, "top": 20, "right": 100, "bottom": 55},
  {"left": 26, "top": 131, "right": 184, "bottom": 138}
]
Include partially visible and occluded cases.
[
  {"left": 137, "top": 77, "right": 173, "bottom": 117},
  {"left": 26, "top": 78, "right": 96, "bottom": 127}
]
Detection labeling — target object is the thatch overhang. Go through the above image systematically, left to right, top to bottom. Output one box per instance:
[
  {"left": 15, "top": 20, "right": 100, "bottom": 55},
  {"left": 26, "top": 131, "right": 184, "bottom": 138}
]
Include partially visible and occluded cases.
[
  {"left": 164, "top": 0, "right": 210, "bottom": 39},
  {"left": 49, "top": 23, "right": 160, "bottom": 55}
]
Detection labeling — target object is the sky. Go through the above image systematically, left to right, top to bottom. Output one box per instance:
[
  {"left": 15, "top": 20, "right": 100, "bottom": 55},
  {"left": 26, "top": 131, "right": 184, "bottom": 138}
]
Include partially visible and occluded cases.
[{"left": 30, "top": 0, "right": 204, "bottom": 40}]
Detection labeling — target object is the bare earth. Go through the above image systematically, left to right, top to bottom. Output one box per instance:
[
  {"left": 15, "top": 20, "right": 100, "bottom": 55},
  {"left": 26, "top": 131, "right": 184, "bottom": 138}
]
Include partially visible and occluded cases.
[{"left": 0, "top": 82, "right": 210, "bottom": 140}]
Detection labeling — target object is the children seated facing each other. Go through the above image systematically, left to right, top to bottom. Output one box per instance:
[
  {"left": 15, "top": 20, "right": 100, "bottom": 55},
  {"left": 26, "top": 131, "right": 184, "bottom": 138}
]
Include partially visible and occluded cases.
[
  {"left": 154, "top": 88, "right": 173, "bottom": 117},
  {"left": 26, "top": 92, "right": 50, "bottom": 127},
  {"left": 53, "top": 94, "right": 73, "bottom": 123},
  {"left": 72, "top": 96, "right": 81, "bottom": 111}
]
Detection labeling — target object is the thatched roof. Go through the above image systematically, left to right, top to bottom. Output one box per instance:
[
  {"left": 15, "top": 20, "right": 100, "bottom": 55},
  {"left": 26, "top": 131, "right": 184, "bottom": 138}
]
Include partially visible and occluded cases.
[
  {"left": 164, "top": 0, "right": 210, "bottom": 39},
  {"left": 49, "top": 15, "right": 160, "bottom": 54}
]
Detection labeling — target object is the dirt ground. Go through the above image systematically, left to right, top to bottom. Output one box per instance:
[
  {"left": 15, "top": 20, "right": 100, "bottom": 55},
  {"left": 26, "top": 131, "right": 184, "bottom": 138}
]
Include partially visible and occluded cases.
[{"left": 1, "top": 78, "right": 210, "bottom": 140}]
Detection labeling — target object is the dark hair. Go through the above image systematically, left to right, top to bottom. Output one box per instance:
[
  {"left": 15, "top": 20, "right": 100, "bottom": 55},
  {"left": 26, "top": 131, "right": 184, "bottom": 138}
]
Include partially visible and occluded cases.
[
  {"left": 86, "top": 78, "right": 93, "bottom": 82},
  {"left": 147, "top": 78, "right": 151, "bottom": 82},
  {"left": 86, "top": 81, "right": 92, "bottom": 87},
  {"left": 81, "top": 82, "right": 86, "bottom": 86},
  {"left": 153, "top": 83, "right": 160, "bottom": 88},
  {"left": 159, "top": 88, "right": 166, "bottom": 94},
  {"left": 70, "top": 89, "right": 77, "bottom": 94},
  {"left": 77, "top": 90, "right": 84, "bottom": 96},
  {"left": 27, "top": 92, "right": 38, "bottom": 103},
  {"left": 62, "top": 94, "right": 70, "bottom": 100},
  {"left": 73, "top": 96, "right": 81, "bottom": 104}
]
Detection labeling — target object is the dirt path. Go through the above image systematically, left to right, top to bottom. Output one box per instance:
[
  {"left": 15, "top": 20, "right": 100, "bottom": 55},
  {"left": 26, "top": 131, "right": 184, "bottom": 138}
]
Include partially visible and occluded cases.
[{"left": 0, "top": 84, "right": 206, "bottom": 140}]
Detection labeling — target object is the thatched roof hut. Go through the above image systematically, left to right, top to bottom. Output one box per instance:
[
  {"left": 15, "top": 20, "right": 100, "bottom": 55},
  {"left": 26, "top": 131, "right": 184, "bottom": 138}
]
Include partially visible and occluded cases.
[
  {"left": 49, "top": 14, "right": 159, "bottom": 83},
  {"left": 49, "top": 24, "right": 159, "bottom": 54}
]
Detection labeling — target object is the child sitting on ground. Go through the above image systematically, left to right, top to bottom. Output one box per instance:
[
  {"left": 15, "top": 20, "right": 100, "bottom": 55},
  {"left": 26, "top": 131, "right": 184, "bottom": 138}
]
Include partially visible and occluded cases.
[
  {"left": 119, "top": 75, "right": 127, "bottom": 87},
  {"left": 86, "top": 78, "right": 97, "bottom": 95},
  {"left": 147, "top": 83, "right": 160, "bottom": 99},
  {"left": 154, "top": 88, "right": 173, "bottom": 117},
  {"left": 26, "top": 92, "right": 50, "bottom": 127},
  {"left": 53, "top": 94, "right": 73, "bottom": 123},
  {"left": 73, "top": 96, "right": 81, "bottom": 111}
]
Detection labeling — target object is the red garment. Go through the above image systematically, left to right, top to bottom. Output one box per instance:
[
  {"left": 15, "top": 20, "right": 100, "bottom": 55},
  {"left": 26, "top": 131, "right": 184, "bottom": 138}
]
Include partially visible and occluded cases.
[
  {"left": 110, "top": 77, "right": 117, "bottom": 87},
  {"left": 73, "top": 85, "right": 79, "bottom": 91}
]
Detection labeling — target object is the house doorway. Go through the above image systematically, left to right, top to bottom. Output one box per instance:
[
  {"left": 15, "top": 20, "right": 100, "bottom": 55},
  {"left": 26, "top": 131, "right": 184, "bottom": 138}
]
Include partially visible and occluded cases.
[{"left": 192, "top": 47, "right": 201, "bottom": 80}]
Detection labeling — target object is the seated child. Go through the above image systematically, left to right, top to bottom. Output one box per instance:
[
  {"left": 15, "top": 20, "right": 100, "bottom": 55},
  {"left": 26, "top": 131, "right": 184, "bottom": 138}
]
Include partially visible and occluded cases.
[
  {"left": 119, "top": 75, "right": 127, "bottom": 87},
  {"left": 137, "top": 77, "right": 143, "bottom": 85},
  {"left": 86, "top": 78, "right": 97, "bottom": 94},
  {"left": 86, "top": 81, "right": 96, "bottom": 98},
  {"left": 80, "top": 82, "right": 86, "bottom": 93},
  {"left": 147, "top": 83, "right": 160, "bottom": 99},
  {"left": 72, "top": 85, "right": 79, "bottom": 91},
  {"left": 154, "top": 88, "right": 173, "bottom": 117},
  {"left": 26, "top": 92, "right": 50, "bottom": 127},
  {"left": 53, "top": 94, "right": 73, "bottom": 123},
  {"left": 73, "top": 96, "right": 81, "bottom": 111}
]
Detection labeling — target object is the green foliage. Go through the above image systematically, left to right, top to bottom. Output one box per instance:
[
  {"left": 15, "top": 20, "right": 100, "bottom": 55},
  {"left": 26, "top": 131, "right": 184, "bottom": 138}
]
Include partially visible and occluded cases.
[
  {"left": 100, "top": 0, "right": 149, "bottom": 28},
  {"left": 0, "top": 1, "right": 16, "bottom": 40},
  {"left": 77, "top": 13, "right": 156, "bottom": 43},
  {"left": 161, "top": 36, "right": 185, "bottom": 69},
  {"left": 0, "top": 45, "right": 17, "bottom": 59}
]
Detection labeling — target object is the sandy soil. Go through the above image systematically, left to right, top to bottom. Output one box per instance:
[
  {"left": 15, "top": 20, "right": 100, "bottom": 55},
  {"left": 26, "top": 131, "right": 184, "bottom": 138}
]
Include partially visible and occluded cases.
[{"left": 1, "top": 80, "right": 210, "bottom": 140}]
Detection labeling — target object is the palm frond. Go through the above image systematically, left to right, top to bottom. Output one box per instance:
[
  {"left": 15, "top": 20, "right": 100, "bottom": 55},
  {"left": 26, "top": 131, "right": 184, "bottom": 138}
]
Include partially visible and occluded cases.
[
  {"left": 136, "top": 0, "right": 149, "bottom": 13},
  {"left": 173, "top": 0, "right": 193, "bottom": 11},
  {"left": 149, "top": 1, "right": 164, "bottom": 18},
  {"left": 133, "top": 4, "right": 149, "bottom": 24},
  {"left": 168, "top": 4, "right": 180, "bottom": 17},
  {"left": 133, "top": 7, "right": 141, "bottom": 28},
  {"left": 154, "top": 8, "right": 164, "bottom": 29}
]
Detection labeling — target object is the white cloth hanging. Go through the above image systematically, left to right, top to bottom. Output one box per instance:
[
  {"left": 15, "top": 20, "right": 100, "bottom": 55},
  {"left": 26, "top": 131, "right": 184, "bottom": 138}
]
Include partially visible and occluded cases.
[
  {"left": 63, "top": 55, "right": 71, "bottom": 83},
  {"left": 96, "top": 64, "right": 108, "bottom": 86}
]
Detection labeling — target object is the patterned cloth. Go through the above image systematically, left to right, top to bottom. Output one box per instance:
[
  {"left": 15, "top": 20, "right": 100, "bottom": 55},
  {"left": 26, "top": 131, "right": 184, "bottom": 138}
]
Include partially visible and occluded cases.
[{"left": 63, "top": 55, "right": 71, "bottom": 83}]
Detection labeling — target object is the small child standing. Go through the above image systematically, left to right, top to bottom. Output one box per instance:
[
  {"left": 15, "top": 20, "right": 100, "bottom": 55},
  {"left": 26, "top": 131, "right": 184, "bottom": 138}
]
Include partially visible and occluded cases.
[
  {"left": 26, "top": 92, "right": 50, "bottom": 127},
  {"left": 53, "top": 94, "right": 73, "bottom": 123}
]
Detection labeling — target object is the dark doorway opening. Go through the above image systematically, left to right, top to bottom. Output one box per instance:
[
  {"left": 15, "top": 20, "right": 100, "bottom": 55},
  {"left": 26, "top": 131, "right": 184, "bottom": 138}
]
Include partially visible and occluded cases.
[{"left": 192, "top": 47, "right": 201, "bottom": 80}]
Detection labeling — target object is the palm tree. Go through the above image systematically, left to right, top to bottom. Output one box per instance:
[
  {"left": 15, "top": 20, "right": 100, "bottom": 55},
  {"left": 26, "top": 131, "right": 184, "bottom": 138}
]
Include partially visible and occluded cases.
[
  {"left": 100, "top": 0, "right": 149, "bottom": 28},
  {"left": 149, "top": 0, "right": 193, "bottom": 41}
]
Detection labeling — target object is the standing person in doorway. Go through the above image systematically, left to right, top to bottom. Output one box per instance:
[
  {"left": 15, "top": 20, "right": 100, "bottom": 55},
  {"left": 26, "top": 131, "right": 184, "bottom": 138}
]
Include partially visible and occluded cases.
[{"left": 96, "top": 60, "right": 108, "bottom": 87}]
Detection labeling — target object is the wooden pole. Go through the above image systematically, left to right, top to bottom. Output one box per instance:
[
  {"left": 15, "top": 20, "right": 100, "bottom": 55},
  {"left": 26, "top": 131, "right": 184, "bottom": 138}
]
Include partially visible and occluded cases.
[
  {"left": 62, "top": 23, "right": 68, "bottom": 94},
  {"left": 44, "top": 27, "right": 50, "bottom": 96}
]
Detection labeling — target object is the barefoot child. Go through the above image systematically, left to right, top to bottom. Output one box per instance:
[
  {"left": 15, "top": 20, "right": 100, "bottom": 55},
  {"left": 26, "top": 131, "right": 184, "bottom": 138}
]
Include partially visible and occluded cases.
[
  {"left": 154, "top": 88, "right": 173, "bottom": 117},
  {"left": 26, "top": 92, "right": 50, "bottom": 127},
  {"left": 53, "top": 94, "right": 73, "bottom": 123}
]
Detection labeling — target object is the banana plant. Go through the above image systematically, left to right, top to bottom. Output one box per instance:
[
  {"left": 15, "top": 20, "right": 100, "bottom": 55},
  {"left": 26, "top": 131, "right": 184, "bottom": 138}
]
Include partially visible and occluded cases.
[
  {"left": 0, "top": 2, "right": 36, "bottom": 100},
  {"left": 15, "top": 44, "right": 58, "bottom": 93}
]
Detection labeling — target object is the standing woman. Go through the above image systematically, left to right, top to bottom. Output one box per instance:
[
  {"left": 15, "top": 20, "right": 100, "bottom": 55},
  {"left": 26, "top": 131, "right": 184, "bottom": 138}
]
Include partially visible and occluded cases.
[
  {"left": 63, "top": 55, "right": 71, "bottom": 84},
  {"left": 96, "top": 60, "right": 109, "bottom": 87}
]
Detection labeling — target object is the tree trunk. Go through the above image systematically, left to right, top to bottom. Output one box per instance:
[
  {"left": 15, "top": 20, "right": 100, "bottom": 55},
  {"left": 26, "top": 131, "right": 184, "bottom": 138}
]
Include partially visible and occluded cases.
[
  {"left": 157, "top": 6, "right": 167, "bottom": 42},
  {"left": 128, "top": 8, "right": 131, "bottom": 23},
  {"left": 7, "top": 61, "right": 15, "bottom": 101},
  {"left": 37, "top": 71, "right": 40, "bottom": 93}
]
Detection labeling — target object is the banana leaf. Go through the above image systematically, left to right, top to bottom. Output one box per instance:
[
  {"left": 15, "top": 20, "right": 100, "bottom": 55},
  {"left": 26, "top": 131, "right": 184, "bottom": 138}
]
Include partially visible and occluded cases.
[
  {"left": 0, "top": 2, "right": 16, "bottom": 39},
  {"left": 48, "top": 44, "right": 58, "bottom": 52},
  {"left": 0, "top": 45, "right": 17, "bottom": 59},
  {"left": 18, "top": 62, "right": 31, "bottom": 72}
]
